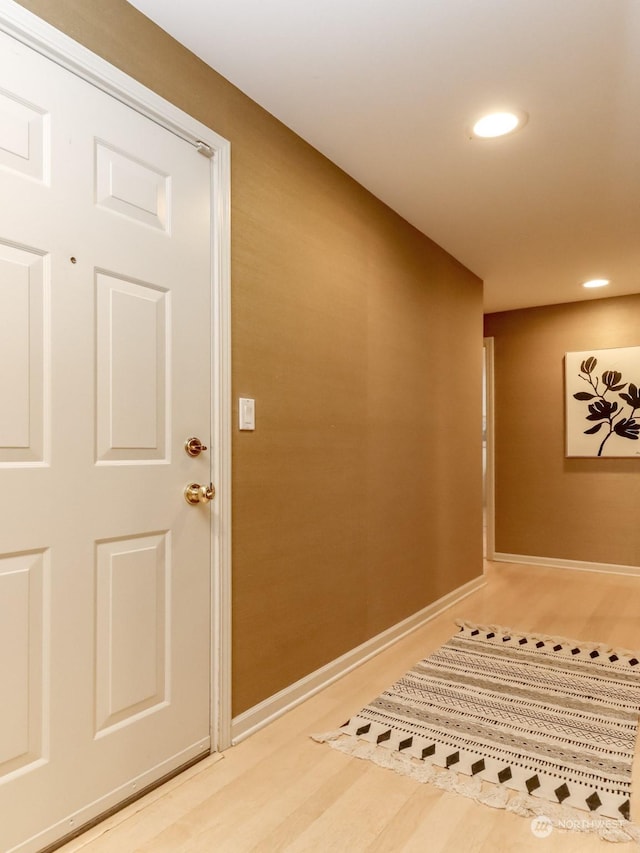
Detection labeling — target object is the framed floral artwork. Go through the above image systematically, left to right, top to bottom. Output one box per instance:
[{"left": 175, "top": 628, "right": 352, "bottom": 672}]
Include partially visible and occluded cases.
[{"left": 565, "top": 346, "right": 640, "bottom": 457}]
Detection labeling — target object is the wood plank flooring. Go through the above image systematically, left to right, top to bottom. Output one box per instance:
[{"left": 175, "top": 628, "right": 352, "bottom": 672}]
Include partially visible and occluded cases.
[{"left": 59, "top": 560, "right": 640, "bottom": 852}]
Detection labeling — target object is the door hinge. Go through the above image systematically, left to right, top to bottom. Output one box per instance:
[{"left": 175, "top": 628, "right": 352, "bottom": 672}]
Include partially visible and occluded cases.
[{"left": 196, "top": 141, "right": 214, "bottom": 159}]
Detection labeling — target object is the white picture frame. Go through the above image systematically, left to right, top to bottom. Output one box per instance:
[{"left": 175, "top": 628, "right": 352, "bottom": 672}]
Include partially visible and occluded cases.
[{"left": 565, "top": 346, "right": 640, "bottom": 458}]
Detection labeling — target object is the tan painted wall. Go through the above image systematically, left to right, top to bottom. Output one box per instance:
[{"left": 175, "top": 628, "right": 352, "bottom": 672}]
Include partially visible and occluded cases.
[
  {"left": 17, "top": 0, "right": 484, "bottom": 715},
  {"left": 485, "top": 295, "right": 640, "bottom": 568}
]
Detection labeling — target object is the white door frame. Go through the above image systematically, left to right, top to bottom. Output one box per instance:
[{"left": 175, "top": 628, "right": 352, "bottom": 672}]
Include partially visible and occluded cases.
[
  {"left": 0, "top": 1, "right": 233, "bottom": 751},
  {"left": 483, "top": 337, "right": 495, "bottom": 561}
]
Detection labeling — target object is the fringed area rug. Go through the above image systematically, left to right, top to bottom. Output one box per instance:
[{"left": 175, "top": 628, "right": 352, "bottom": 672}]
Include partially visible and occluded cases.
[{"left": 313, "top": 621, "right": 640, "bottom": 842}]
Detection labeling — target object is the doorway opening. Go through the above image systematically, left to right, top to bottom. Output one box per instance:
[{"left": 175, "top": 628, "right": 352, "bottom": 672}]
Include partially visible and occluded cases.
[{"left": 483, "top": 338, "right": 495, "bottom": 559}]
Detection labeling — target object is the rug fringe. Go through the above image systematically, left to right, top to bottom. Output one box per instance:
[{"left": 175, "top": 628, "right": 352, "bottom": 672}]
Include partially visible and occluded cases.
[
  {"left": 455, "top": 619, "right": 640, "bottom": 661},
  {"left": 311, "top": 731, "right": 640, "bottom": 843}
]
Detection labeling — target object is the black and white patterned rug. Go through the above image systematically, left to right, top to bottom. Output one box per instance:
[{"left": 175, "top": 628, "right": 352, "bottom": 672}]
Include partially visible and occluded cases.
[{"left": 313, "top": 622, "right": 640, "bottom": 842}]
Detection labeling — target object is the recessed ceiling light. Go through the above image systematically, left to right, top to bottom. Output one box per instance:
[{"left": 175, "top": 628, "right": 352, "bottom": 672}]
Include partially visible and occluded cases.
[
  {"left": 471, "top": 110, "right": 527, "bottom": 139},
  {"left": 582, "top": 279, "right": 610, "bottom": 289}
]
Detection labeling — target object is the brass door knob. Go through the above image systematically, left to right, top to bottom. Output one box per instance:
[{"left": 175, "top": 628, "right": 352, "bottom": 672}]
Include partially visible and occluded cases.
[
  {"left": 185, "top": 437, "right": 208, "bottom": 457},
  {"left": 184, "top": 482, "right": 215, "bottom": 505}
]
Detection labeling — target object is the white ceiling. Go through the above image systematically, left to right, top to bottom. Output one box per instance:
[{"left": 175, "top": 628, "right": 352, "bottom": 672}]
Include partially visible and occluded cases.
[{"left": 127, "top": 0, "right": 640, "bottom": 312}]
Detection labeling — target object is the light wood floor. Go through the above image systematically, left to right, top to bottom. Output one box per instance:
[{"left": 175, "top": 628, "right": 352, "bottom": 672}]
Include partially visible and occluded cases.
[{"left": 59, "top": 560, "right": 640, "bottom": 853}]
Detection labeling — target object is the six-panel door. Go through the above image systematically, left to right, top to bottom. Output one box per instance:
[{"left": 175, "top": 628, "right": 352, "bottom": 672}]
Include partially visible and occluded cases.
[{"left": 0, "top": 30, "right": 213, "bottom": 853}]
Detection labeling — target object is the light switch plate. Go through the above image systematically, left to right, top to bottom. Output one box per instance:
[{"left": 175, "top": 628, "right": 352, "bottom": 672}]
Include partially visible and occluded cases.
[{"left": 239, "top": 397, "right": 255, "bottom": 430}]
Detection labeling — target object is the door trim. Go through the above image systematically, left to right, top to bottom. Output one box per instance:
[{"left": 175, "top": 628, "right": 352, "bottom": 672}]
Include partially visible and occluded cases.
[
  {"left": 0, "top": 2, "right": 233, "bottom": 751},
  {"left": 483, "top": 337, "right": 495, "bottom": 560}
]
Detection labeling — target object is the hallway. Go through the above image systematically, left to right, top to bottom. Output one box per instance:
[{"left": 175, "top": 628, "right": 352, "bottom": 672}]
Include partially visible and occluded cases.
[{"left": 58, "top": 560, "right": 640, "bottom": 852}]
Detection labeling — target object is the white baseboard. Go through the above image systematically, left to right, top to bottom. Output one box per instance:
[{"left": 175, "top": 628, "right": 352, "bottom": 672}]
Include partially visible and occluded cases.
[
  {"left": 493, "top": 552, "right": 640, "bottom": 578},
  {"left": 230, "top": 574, "right": 486, "bottom": 745}
]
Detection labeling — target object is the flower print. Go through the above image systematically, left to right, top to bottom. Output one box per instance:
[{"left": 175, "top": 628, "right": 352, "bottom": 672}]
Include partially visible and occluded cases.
[
  {"left": 573, "top": 355, "right": 640, "bottom": 455},
  {"left": 601, "top": 370, "right": 625, "bottom": 391},
  {"left": 619, "top": 383, "right": 640, "bottom": 409},
  {"left": 586, "top": 400, "right": 618, "bottom": 421},
  {"left": 613, "top": 418, "right": 640, "bottom": 440}
]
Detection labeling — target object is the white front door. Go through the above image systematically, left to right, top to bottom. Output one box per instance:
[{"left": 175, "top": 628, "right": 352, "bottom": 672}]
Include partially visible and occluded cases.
[{"left": 0, "top": 28, "right": 214, "bottom": 853}]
